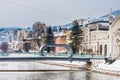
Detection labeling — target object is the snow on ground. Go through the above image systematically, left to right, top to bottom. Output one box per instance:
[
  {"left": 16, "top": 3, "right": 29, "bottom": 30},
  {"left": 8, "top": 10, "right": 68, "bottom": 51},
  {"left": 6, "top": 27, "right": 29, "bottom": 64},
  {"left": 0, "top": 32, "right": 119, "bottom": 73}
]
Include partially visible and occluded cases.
[
  {"left": 91, "top": 59, "right": 120, "bottom": 73},
  {"left": 98, "top": 60, "right": 120, "bottom": 71},
  {"left": 47, "top": 61, "right": 87, "bottom": 68}
]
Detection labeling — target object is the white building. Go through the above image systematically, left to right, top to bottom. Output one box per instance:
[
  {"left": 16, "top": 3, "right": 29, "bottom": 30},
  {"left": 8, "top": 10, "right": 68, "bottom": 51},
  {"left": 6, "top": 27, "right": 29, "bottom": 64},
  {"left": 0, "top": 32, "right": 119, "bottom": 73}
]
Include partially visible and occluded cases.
[
  {"left": 83, "top": 10, "right": 120, "bottom": 59},
  {"left": 110, "top": 15, "right": 120, "bottom": 58},
  {"left": 85, "top": 21, "right": 109, "bottom": 56}
]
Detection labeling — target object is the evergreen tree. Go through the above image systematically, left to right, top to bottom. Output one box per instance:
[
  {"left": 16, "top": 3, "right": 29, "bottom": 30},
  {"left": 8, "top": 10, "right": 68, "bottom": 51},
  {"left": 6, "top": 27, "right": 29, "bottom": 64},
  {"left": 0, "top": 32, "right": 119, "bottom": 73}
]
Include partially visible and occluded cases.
[
  {"left": 69, "top": 20, "right": 83, "bottom": 53},
  {"left": 45, "top": 26, "right": 54, "bottom": 52}
]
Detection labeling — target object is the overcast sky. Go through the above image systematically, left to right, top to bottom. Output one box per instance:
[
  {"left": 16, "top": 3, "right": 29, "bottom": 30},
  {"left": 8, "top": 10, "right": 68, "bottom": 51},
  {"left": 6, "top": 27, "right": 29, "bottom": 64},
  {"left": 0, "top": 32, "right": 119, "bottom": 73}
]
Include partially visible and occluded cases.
[{"left": 0, "top": 0, "right": 120, "bottom": 27}]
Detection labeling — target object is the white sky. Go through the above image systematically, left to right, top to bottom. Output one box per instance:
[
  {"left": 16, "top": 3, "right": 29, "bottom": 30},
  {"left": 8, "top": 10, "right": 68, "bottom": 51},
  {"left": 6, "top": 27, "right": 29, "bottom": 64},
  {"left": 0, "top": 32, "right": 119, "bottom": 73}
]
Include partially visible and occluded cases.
[{"left": 0, "top": 0, "right": 120, "bottom": 27}]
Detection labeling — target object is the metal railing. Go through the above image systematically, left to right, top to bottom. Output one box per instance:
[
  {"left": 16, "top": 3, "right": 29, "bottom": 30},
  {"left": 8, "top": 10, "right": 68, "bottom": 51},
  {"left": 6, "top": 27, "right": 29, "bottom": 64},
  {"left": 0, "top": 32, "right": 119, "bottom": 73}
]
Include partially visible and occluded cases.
[
  {"left": 0, "top": 44, "right": 105, "bottom": 61},
  {"left": 39, "top": 44, "right": 73, "bottom": 59}
]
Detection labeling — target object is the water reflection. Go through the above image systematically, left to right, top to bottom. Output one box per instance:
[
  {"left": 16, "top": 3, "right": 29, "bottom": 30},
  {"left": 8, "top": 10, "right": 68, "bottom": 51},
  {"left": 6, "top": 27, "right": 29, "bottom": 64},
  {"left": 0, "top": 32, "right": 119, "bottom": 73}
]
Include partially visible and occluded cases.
[{"left": 0, "top": 71, "right": 120, "bottom": 80}]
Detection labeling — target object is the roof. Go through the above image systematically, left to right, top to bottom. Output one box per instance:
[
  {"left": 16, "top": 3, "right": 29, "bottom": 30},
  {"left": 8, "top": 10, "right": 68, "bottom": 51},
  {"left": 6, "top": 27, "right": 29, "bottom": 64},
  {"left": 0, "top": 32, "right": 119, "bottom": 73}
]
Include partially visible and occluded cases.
[
  {"left": 111, "top": 14, "right": 120, "bottom": 27},
  {"left": 85, "top": 21, "right": 109, "bottom": 26}
]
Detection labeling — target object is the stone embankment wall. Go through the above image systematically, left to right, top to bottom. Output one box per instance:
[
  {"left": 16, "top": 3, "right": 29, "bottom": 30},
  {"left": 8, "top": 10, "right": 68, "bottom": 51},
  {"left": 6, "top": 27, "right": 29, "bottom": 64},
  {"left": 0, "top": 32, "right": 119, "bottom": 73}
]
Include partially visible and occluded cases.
[{"left": 90, "top": 59, "right": 120, "bottom": 76}]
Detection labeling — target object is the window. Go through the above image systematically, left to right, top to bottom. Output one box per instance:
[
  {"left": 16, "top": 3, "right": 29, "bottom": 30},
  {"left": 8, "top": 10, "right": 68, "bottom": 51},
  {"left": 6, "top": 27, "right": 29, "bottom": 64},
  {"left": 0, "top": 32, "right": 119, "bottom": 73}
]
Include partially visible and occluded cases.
[
  {"left": 100, "top": 45, "right": 102, "bottom": 55},
  {"left": 104, "top": 45, "right": 107, "bottom": 56}
]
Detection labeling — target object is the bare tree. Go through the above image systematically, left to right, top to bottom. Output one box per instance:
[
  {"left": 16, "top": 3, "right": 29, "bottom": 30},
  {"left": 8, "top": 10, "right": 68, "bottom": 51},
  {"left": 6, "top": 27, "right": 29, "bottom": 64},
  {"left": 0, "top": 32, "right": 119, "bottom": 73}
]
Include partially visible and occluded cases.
[
  {"left": 27, "top": 22, "right": 47, "bottom": 50},
  {"left": 32, "top": 22, "right": 47, "bottom": 47},
  {"left": 32, "top": 22, "right": 46, "bottom": 38}
]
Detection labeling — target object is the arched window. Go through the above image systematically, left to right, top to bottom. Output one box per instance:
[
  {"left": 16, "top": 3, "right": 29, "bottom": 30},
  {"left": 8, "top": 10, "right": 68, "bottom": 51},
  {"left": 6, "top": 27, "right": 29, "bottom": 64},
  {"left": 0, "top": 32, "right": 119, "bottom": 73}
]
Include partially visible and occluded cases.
[
  {"left": 100, "top": 45, "right": 102, "bottom": 55},
  {"left": 104, "top": 45, "right": 107, "bottom": 56}
]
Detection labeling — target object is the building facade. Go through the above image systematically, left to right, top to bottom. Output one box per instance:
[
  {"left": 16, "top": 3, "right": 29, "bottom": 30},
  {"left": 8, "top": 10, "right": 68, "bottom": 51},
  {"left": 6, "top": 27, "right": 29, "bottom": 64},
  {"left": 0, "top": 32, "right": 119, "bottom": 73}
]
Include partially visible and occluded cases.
[
  {"left": 84, "top": 13, "right": 120, "bottom": 58},
  {"left": 110, "top": 15, "right": 120, "bottom": 58},
  {"left": 85, "top": 21, "right": 109, "bottom": 56},
  {"left": 54, "top": 31, "right": 66, "bottom": 53}
]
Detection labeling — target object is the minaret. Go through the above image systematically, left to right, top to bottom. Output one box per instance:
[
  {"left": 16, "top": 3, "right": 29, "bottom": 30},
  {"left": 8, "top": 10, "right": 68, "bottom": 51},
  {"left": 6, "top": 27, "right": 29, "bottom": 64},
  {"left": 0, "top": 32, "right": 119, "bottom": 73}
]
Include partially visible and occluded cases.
[
  {"left": 108, "top": 9, "right": 113, "bottom": 57},
  {"left": 109, "top": 9, "right": 113, "bottom": 24}
]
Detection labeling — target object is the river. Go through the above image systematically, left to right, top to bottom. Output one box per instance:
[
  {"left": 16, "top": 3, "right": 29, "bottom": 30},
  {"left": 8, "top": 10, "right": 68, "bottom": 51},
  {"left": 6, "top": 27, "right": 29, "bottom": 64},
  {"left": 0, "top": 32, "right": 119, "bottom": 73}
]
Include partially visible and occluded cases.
[{"left": 0, "top": 62, "right": 119, "bottom": 80}]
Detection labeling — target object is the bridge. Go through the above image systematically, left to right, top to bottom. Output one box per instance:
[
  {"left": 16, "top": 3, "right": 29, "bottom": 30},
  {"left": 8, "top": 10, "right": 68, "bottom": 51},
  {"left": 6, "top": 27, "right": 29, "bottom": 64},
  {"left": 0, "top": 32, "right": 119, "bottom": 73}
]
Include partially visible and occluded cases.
[{"left": 0, "top": 44, "right": 105, "bottom": 62}]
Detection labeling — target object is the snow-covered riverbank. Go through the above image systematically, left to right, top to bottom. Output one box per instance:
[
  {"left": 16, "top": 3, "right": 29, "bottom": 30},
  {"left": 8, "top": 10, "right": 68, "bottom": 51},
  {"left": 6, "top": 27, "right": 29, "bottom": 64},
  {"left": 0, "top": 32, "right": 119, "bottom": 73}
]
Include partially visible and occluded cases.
[
  {"left": 91, "top": 59, "right": 120, "bottom": 76},
  {"left": 44, "top": 60, "right": 120, "bottom": 76},
  {"left": 54, "top": 60, "right": 120, "bottom": 76},
  {"left": 39, "top": 61, "right": 88, "bottom": 69}
]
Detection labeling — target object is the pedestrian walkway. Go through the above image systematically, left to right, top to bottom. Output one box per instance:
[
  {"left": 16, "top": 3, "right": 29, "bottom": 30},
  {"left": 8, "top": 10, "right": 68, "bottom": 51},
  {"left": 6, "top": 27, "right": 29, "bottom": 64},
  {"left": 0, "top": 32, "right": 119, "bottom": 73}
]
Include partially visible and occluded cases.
[
  {"left": 0, "top": 52, "right": 105, "bottom": 62},
  {"left": 0, "top": 53, "right": 104, "bottom": 58}
]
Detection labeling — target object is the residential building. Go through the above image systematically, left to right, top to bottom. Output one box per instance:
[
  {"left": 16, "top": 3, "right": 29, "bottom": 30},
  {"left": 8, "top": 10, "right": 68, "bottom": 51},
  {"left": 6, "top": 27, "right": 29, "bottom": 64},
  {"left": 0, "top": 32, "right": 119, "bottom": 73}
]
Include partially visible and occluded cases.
[{"left": 54, "top": 31, "right": 66, "bottom": 53}]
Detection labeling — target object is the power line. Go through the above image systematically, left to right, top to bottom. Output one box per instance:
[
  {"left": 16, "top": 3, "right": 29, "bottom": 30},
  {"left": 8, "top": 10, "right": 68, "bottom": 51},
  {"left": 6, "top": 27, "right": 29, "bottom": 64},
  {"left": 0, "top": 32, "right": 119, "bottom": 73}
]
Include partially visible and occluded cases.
[{"left": 3, "top": 0, "right": 71, "bottom": 20}]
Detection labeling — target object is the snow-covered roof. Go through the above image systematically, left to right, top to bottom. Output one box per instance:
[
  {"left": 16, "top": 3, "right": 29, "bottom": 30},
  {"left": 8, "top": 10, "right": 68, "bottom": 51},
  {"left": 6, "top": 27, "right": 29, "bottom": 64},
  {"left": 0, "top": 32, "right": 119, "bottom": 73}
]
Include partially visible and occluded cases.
[{"left": 87, "top": 9, "right": 120, "bottom": 23}]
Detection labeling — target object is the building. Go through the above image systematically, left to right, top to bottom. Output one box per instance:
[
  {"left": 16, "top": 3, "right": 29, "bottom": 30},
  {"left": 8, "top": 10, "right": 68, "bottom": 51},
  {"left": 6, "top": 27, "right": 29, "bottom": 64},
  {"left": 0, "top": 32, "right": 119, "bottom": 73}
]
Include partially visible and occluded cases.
[
  {"left": 84, "top": 11, "right": 120, "bottom": 58},
  {"left": 110, "top": 14, "right": 120, "bottom": 58},
  {"left": 85, "top": 21, "right": 109, "bottom": 56},
  {"left": 16, "top": 30, "right": 28, "bottom": 41},
  {"left": 54, "top": 31, "right": 66, "bottom": 53}
]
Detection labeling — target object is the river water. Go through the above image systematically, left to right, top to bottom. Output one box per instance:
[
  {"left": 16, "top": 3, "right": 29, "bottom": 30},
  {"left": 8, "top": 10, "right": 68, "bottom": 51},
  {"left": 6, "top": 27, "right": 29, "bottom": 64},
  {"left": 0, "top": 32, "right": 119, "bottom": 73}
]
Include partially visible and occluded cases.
[
  {"left": 0, "top": 62, "right": 119, "bottom": 80},
  {"left": 0, "top": 71, "right": 120, "bottom": 80}
]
